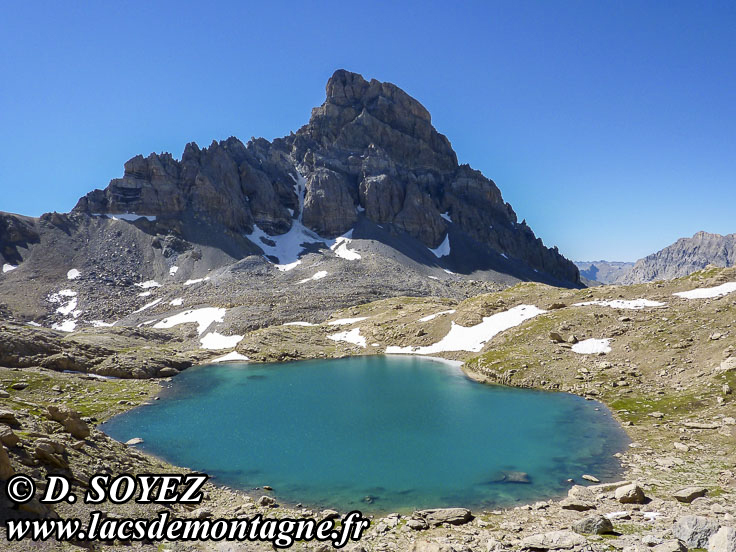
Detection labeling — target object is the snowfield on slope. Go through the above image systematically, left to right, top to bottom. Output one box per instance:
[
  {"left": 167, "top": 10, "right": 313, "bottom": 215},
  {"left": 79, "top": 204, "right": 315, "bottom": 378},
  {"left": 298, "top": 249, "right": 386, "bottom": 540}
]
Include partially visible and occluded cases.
[
  {"left": 246, "top": 170, "right": 361, "bottom": 266},
  {"left": 429, "top": 234, "right": 451, "bottom": 258},
  {"left": 298, "top": 271, "right": 328, "bottom": 284},
  {"left": 673, "top": 282, "right": 736, "bottom": 299},
  {"left": 574, "top": 299, "right": 665, "bottom": 309},
  {"left": 386, "top": 304, "right": 546, "bottom": 354},
  {"left": 154, "top": 307, "right": 226, "bottom": 335},
  {"left": 419, "top": 309, "right": 456, "bottom": 322},
  {"left": 328, "top": 317, "right": 368, "bottom": 326},
  {"left": 327, "top": 328, "right": 367, "bottom": 348},
  {"left": 200, "top": 331, "right": 244, "bottom": 350},
  {"left": 572, "top": 338, "right": 612, "bottom": 355},
  {"left": 211, "top": 351, "right": 250, "bottom": 363}
]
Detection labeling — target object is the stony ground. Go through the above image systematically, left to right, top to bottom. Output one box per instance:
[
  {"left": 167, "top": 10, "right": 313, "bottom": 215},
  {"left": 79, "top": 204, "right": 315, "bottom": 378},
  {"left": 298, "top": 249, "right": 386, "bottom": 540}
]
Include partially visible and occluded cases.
[{"left": 0, "top": 268, "right": 734, "bottom": 551}]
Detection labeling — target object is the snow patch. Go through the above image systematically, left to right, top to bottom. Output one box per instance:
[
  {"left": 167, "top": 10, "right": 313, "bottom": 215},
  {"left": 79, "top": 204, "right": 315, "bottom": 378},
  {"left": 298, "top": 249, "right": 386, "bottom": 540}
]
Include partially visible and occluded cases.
[
  {"left": 440, "top": 212, "right": 452, "bottom": 223},
  {"left": 331, "top": 234, "right": 361, "bottom": 260},
  {"left": 429, "top": 234, "right": 451, "bottom": 258},
  {"left": 275, "top": 260, "right": 301, "bottom": 272},
  {"left": 2, "top": 264, "right": 17, "bottom": 273},
  {"left": 169, "top": 266, "right": 179, "bottom": 275},
  {"left": 67, "top": 269, "right": 81, "bottom": 280},
  {"left": 298, "top": 271, "right": 328, "bottom": 284},
  {"left": 184, "top": 277, "right": 210, "bottom": 286},
  {"left": 135, "top": 280, "right": 161, "bottom": 289},
  {"left": 674, "top": 282, "right": 736, "bottom": 299},
  {"left": 47, "top": 289, "right": 81, "bottom": 331},
  {"left": 138, "top": 291, "right": 152, "bottom": 297},
  {"left": 132, "top": 298, "right": 162, "bottom": 314},
  {"left": 169, "top": 298, "right": 183, "bottom": 306},
  {"left": 574, "top": 299, "right": 666, "bottom": 309},
  {"left": 386, "top": 305, "right": 546, "bottom": 354},
  {"left": 154, "top": 307, "right": 226, "bottom": 335},
  {"left": 419, "top": 309, "right": 456, "bottom": 323},
  {"left": 327, "top": 317, "right": 368, "bottom": 326},
  {"left": 52, "top": 320, "right": 77, "bottom": 332},
  {"left": 90, "top": 320, "right": 115, "bottom": 328},
  {"left": 27, "top": 321, "right": 42, "bottom": 327},
  {"left": 283, "top": 321, "right": 316, "bottom": 326},
  {"left": 327, "top": 328, "right": 367, "bottom": 348},
  {"left": 200, "top": 332, "right": 244, "bottom": 350},
  {"left": 572, "top": 338, "right": 612, "bottom": 355},
  {"left": 211, "top": 351, "right": 250, "bottom": 363}
]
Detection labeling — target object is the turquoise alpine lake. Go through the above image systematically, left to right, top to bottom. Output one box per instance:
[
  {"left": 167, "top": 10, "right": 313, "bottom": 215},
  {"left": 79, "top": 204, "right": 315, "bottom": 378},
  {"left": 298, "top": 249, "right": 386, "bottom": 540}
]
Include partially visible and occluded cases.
[{"left": 103, "top": 355, "right": 628, "bottom": 512}]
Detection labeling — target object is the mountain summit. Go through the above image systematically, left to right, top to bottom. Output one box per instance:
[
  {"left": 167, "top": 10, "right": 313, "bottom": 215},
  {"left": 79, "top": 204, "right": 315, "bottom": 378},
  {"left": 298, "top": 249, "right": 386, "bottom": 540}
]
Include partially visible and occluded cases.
[
  {"left": 1, "top": 70, "right": 581, "bottom": 333},
  {"left": 73, "top": 70, "right": 579, "bottom": 285}
]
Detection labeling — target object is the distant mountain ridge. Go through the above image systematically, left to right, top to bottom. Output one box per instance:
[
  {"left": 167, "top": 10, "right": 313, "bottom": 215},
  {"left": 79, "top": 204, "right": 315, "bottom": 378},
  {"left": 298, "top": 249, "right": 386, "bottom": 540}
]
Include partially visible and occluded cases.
[
  {"left": 620, "top": 231, "right": 736, "bottom": 284},
  {"left": 574, "top": 260, "right": 634, "bottom": 285}
]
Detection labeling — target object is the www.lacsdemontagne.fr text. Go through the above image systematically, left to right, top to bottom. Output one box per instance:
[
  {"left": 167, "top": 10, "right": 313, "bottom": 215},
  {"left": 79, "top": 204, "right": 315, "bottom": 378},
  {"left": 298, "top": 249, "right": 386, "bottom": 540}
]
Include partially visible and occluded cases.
[{"left": 3, "top": 473, "right": 370, "bottom": 548}]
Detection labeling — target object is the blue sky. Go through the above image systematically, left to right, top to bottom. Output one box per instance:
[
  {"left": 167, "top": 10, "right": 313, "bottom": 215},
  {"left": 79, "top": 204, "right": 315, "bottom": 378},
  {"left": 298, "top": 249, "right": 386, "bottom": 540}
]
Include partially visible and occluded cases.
[{"left": 1, "top": 1, "right": 734, "bottom": 261}]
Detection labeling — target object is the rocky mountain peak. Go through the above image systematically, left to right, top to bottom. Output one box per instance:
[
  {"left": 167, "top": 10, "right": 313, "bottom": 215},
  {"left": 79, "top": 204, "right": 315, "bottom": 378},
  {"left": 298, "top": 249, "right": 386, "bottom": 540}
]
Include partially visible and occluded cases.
[
  {"left": 302, "top": 69, "right": 457, "bottom": 172},
  {"left": 71, "top": 70, "right": 580, "bottom": 285}
]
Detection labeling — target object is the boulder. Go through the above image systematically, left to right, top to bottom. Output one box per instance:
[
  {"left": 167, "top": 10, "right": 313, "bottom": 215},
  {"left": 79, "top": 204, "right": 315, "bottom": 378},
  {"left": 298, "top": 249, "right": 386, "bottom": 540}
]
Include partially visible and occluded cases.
[
  {"left": 157, "top": 367, "right": 179, "bottom": 378},
  {"left": 47, "top": 405, "right": 90, "bottom": 439},
  {"left": 0, "top": 409, "right": 19, "bottom": 426},
  {"left": 0, "top": 425, "right": 19, "bottom": 447},
  {"left": 34, "top": 440, "right": 68, "bottom": 469},
  {"left": 0, "top": 445, "right": 14, "bottom": 479},
  {"left": 615, "top": 483, "right": 646, "bottom": 504},
  {"left": 673, "top": 486, "right": 708, "bottom": 503},
  {"left": 257, "top": 495, "right": 275, "bottom": 507},
  {"left": 559, "top": 497, "right": 596, "bottom": 511},
  {"left": 413, "top": 508, "right": 473, "bottom": 526},
  {"left": 572, "top": 515, "right": 614, "bottom": 535},
  {"left": 672, "top": 515, "right": 721, "bottom": 548},
  {"left": 406, "top": 519, "right": 428, "bottom": 530},
  {"left": 708, "top": 527, "right": 736, "bottom": 552},
  {"left": 520, "top": 530, "right": 587, "bottom": 550},
  {"left": 652, "top": 540, "right": 687, "bottom": 552},
  {"left": 409, "top": 542, "right": 453, "bottom": 552}
]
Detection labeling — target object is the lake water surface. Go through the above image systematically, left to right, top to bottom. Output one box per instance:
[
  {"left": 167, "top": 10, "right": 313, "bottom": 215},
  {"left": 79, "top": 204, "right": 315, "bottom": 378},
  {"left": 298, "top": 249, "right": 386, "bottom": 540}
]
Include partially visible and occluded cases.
[{"left": 103, "top": 355, "right": 628, "bottom": 512}]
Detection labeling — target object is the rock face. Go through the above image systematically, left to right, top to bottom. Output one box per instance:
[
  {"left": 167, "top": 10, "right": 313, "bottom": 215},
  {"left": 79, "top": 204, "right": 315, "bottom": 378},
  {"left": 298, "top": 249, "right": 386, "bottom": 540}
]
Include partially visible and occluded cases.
[
  {"left": 71, "top": 70, "right": 580, "bottom": 285},
  {"left": 621, "top": 231, "right": 736, "bottom": 284},
  {"left": 672, "top": 515, "right": 721, "bottom": 548},
  {"left": 708, "top": 527, "right": 736, "bottom": 552}
]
